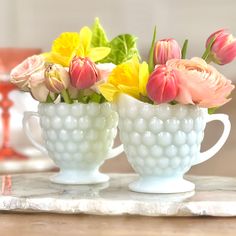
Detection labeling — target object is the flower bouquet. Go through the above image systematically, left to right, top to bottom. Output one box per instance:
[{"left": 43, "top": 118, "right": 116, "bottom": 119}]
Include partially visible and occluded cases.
[
  {"left": 10, "top": 18, "right": 140, "bottom": 184},
  {"left": 10, "top": 18, "right": 140, "bottom": 104},
  {"left": 99, "top": 28, "right": 235, "bottom": 193}
]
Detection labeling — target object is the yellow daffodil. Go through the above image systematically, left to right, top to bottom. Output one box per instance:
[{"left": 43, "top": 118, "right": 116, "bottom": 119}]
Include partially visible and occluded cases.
[
  {"left": 43, "top": 27, "right": 111, "bottom": 67},
  {"left": 99, "top": 56, "right": 149, "bottom": 101}
]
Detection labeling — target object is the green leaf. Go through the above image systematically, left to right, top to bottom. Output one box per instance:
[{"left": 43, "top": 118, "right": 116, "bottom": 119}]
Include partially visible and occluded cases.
[
  {"left": 91, "top": 18, "right": 109, "bottom": 47},
  {"left": 148, "top": 26, "right": 157, "bottom": 73},
  {"left": 101, "top": 34, "right": 140, "bottom": 65},
  {"left": 202, "top": 36, "right": 215, "bottom": 61},
  {"left": 181, "top": 39, "right": 188, "bottom": 59},
  {"left": 61, "top": 89, "right": 73, "bottom": 104},
  {"left": 77, "top": 90, "right": 107, "bottom": 104},
  {"left": 77, "top": 90, "right": 88, "bottom": 103},
  {"left": 89, "top": 92, "right": 102, "bottom": 103},
  {"left": 45, "top": 94, "right": 53, "bottom": 103},
  {"left": 139, "top": 94, "right": 153, "bottom": 104},
  {"left": 169, "top": 100, "right": 178, "bottom": 105},
  {"left": 208, "top": 107, "right": 218, "bottom": 114}
]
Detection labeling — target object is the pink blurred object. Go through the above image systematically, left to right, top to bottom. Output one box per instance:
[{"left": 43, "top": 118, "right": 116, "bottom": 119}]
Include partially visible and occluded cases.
[
  {"left": 0, "top": 48, "right": 41, "bottom": 161},
  {"left": 0, "top": 48, "right": 41, "bottom": 73}
]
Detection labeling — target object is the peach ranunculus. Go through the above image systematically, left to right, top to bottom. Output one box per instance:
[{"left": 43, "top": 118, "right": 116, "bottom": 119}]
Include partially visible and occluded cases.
[
  {"left": 10, "top": 55, "right": 45, "bottom": 90},
  {"left": 167, "top": 57, "right": 235, "bottom": 108}
]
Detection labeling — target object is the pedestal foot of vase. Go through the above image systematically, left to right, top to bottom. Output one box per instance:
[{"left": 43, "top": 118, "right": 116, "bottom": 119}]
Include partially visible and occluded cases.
[
  {"left": 50, "top": 170, "right": 109, "bottom": 185},
  {"left": 129, "top": 176, "right": 195, "bottom": 193}
]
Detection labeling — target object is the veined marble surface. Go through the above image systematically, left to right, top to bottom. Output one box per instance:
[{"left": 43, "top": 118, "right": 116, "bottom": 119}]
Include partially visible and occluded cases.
[{"left": 1, "top": 173, "right": 236, "bottom": 216}]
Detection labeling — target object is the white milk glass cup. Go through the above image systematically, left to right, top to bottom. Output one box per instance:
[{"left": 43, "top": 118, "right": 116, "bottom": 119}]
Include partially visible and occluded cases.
[
  {"left": 116, "top": 94, "right": 231, "bottom": 193},
  {"left": 23, "top": 102, "right": 124, "bottom": 185}
]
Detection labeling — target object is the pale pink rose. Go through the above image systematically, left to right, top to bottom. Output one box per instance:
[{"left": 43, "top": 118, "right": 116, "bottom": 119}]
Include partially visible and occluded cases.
[
  {"left": 10, "top": 55, "right": 44, "bottom": 90},
  {"left": 167, "top": 57, "right": 235, "bottom": 108},
  {"left": 92, "top": 63, "right": 116, "bottom": 93},
  {"left": 29, "top": 69, "right": 50, "bottom": 102}
]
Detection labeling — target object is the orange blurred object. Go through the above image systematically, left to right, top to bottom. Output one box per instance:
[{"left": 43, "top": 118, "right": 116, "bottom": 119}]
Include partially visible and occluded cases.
[
  {"left": 0, "top": 48, "right": 41, "bottom": 161},
  {"left": 0, "top": 48, "right": 41, "bottom": 73},
  {"left": 1, "top": 175, "right": 12, "bottom": 195}
]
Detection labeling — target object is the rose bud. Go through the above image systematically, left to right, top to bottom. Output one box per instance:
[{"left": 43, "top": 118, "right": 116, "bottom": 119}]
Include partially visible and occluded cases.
[
  {"left": 206, "top": 29, "right": 236, "bottom": 65},
  {"left": 154, "top": 38, "right": 181, "bottom": 65},
  {"left": 69, "top": 57, "right": 99, "bottom": 89},
  {"left": 45, "top": 64, "right": 70, "bottom": 93},
  {"left": 146, "top": 65, "right": 179, "bottom": 104}
]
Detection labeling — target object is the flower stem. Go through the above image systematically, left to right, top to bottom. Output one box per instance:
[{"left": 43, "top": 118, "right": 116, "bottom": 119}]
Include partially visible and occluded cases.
[
  {"left": 148, "top": 26, "right": 157, "bottom": 73},
  {"left": 201, "top": 36, "right": 215, "bottom": 62},
  {"left": 181, "top": 39, "right": 188, "bottom": 59},
  {"left": 61, "top": 89, "right": 73, "bottom": 104},
  {"left": 46, "top": 94, "right": 53, "bottom": 103}
]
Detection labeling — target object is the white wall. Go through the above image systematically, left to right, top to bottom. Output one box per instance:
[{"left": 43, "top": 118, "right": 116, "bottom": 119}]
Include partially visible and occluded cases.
[{"left": 1, "top": 0, "right": 236, "bottom": 80}]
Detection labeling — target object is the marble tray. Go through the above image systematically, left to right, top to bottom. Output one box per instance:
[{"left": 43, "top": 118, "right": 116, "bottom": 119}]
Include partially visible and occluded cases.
[{"left": 1, "top": 173, "right": 236, "bottom": 216}]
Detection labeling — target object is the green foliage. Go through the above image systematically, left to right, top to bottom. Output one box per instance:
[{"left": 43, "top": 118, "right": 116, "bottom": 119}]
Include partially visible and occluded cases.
[
  {"left": 91, "top": 18, "right": 109, "bottom": 47},
  {"left": 91, "top": 18, "right": 139, "bottom": 65},
  {"left": 148, "top": 26, "right": 157, "bottom": 73},
  {"left": 101, "top": 34, "right": 140, "bottom": 65},
  {"left": 181, "top": 39, "right": 188, "bottom": 59},
  {"left": 208, "top": 107, "right": 218, "bottom": 114}
]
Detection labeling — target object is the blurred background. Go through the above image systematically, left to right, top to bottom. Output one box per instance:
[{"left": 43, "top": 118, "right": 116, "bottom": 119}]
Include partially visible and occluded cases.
[{"left": 0, "top": 0, "right": 235, "bottom": 176}]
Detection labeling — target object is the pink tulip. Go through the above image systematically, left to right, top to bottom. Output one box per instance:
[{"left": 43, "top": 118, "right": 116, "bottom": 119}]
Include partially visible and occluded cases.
[
  {"left": 206, "top": 29, "right": 236, "bottom": 65},
  {"left": 154, "top": 38, "right": 181, "bottom": 65},
  {"left": 69, "top": 57, "right": 98, "bottom": 89},
  {"left": 167, "top": 57, "right": 235, "bottom": 108},
  {"left": 146, "top": 65, "right": 179, "bottom": 104}
]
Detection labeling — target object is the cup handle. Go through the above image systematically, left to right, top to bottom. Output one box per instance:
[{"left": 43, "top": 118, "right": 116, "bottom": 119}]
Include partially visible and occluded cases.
[
  {"left": 22, "top": 111, "right": 48, "bottom": 155},
  {"left": 193, "top": 113, "right": 231, "bottom": 165},
  {"left": 106, "top": 143, "right": 124, "bottom": 160}
]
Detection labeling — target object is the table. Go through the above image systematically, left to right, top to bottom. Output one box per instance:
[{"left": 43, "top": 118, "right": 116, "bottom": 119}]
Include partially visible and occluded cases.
[
  {"left": 1, "top": 173, "right": 236, "bottom": 235},
  {"left": 1, "top": 213, "right": 236, "bottom": 236}
]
